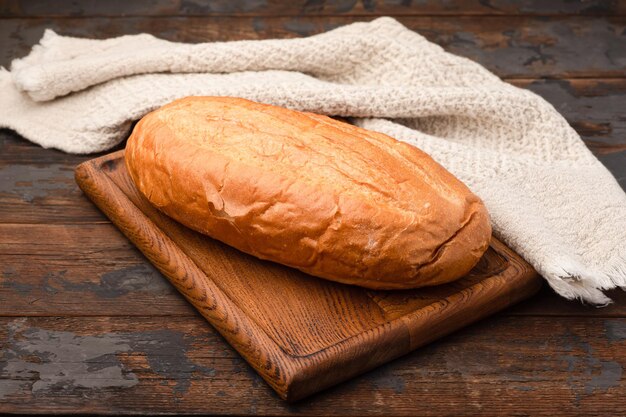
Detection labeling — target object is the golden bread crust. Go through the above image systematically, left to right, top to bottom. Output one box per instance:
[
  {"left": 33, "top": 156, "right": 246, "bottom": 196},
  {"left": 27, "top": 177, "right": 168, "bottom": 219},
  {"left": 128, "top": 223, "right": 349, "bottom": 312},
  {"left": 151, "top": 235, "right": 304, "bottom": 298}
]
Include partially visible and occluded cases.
[{"left": 125, "top": 96, "right": 491, "bottom": 289}]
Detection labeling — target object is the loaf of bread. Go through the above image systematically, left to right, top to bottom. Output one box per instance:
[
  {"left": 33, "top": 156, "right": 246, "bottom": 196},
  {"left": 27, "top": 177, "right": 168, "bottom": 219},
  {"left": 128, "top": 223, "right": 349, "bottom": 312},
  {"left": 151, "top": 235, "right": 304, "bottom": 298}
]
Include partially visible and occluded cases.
[{"left": 125, "top": 97, "right": 491, "bottom": 289}]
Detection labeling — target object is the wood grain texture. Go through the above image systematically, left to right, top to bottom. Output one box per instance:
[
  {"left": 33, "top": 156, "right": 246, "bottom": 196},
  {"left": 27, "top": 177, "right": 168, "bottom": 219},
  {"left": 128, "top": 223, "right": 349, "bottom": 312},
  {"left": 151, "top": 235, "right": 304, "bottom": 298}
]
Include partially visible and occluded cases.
[
  {"left": 1, "top": 0, "right": 624, "bottom": 17},
  {"left": 2, "top": 16, "right": 625, "bottom": 78},
  {"left": 70, "top": 150, "right": 540, "bottom": 400},
  {"left": 2, "top": 222, "right": 625, "bottom": 318},
  {"left": 1, "top": 315, "right": 624, "bottom": 415}
]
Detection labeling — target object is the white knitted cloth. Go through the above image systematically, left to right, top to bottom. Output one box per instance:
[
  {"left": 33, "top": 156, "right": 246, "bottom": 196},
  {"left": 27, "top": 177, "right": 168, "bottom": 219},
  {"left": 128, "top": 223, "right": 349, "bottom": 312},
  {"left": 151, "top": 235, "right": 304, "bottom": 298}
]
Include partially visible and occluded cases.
[{"left": 2, "top": 17, "right": 624, "bottom": 305}]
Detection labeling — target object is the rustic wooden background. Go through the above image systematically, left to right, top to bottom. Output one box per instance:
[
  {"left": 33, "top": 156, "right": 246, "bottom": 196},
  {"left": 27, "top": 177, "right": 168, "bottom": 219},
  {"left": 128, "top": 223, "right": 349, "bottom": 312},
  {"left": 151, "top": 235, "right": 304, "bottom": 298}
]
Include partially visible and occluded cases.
[{"left": 0, "top": 0, "right": 625, "bottom": 415}]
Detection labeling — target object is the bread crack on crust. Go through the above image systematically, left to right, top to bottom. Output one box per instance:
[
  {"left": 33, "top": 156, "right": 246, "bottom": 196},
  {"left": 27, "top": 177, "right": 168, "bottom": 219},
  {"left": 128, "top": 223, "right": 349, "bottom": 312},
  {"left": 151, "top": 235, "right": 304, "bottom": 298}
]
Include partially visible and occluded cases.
[{"left": 125, "top": 96, "right": 492, "bottom": 289}]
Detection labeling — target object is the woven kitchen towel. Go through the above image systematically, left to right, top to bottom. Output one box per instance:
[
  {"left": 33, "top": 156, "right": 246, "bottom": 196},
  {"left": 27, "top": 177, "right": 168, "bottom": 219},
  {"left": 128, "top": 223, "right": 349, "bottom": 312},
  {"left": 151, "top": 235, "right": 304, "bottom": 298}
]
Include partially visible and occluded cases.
[{"left": 1, "top": 17, "right": 624, "bottom": 304}]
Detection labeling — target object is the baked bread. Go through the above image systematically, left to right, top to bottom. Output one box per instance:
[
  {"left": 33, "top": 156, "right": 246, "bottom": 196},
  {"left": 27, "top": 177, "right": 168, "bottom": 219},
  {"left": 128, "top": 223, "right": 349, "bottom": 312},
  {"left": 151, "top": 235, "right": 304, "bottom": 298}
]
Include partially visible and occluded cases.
[{"left": 125, "top": 96, "right": 491, "bottom": 289}]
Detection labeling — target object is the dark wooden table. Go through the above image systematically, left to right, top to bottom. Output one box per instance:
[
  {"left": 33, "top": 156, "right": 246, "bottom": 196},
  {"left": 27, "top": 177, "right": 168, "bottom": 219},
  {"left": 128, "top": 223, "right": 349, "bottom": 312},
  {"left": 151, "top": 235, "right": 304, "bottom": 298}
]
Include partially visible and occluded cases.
[{"left": 1, "top": 1, "right": 625, "bottom": 415}]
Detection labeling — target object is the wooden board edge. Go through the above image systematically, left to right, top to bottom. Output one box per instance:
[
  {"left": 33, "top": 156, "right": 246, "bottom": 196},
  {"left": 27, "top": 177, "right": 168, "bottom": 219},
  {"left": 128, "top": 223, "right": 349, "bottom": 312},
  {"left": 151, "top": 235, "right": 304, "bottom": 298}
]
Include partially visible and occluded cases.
[
  {"left": 74, "top": 151, "right": 542, "bottom": 402},
  {"left": 73, "top": 153, "right": 423, "bottom": 401},
  {"left": 74, "top": 154, "right": 301, "bottom": 399},
  {"left": 400, "top": 238, "right": 542, "bottom": 349},
  {"left": 283, "top": 241, "right": 541, "bottom": 401}
]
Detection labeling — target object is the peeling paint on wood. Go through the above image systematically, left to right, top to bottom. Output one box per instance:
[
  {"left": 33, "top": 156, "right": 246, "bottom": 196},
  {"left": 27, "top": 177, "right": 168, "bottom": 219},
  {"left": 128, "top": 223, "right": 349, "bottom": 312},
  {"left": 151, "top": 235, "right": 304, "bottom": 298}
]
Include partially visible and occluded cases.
[
  {"left": 0, "top": 316, "right": 624, "bottom": 414},
  {"left": 0, "top": 318, "right": 215, "bottom": 400},
  {"left": 1, "top": 318, "right": 138, "bottom": 398}
]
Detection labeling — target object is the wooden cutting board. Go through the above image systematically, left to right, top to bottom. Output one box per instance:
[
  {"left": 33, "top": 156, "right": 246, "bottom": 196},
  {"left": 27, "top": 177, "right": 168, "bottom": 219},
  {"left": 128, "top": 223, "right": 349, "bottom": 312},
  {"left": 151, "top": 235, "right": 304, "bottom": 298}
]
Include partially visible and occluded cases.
[{"left": 75, "top": 149, "right": 541, "bottom": 401}]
